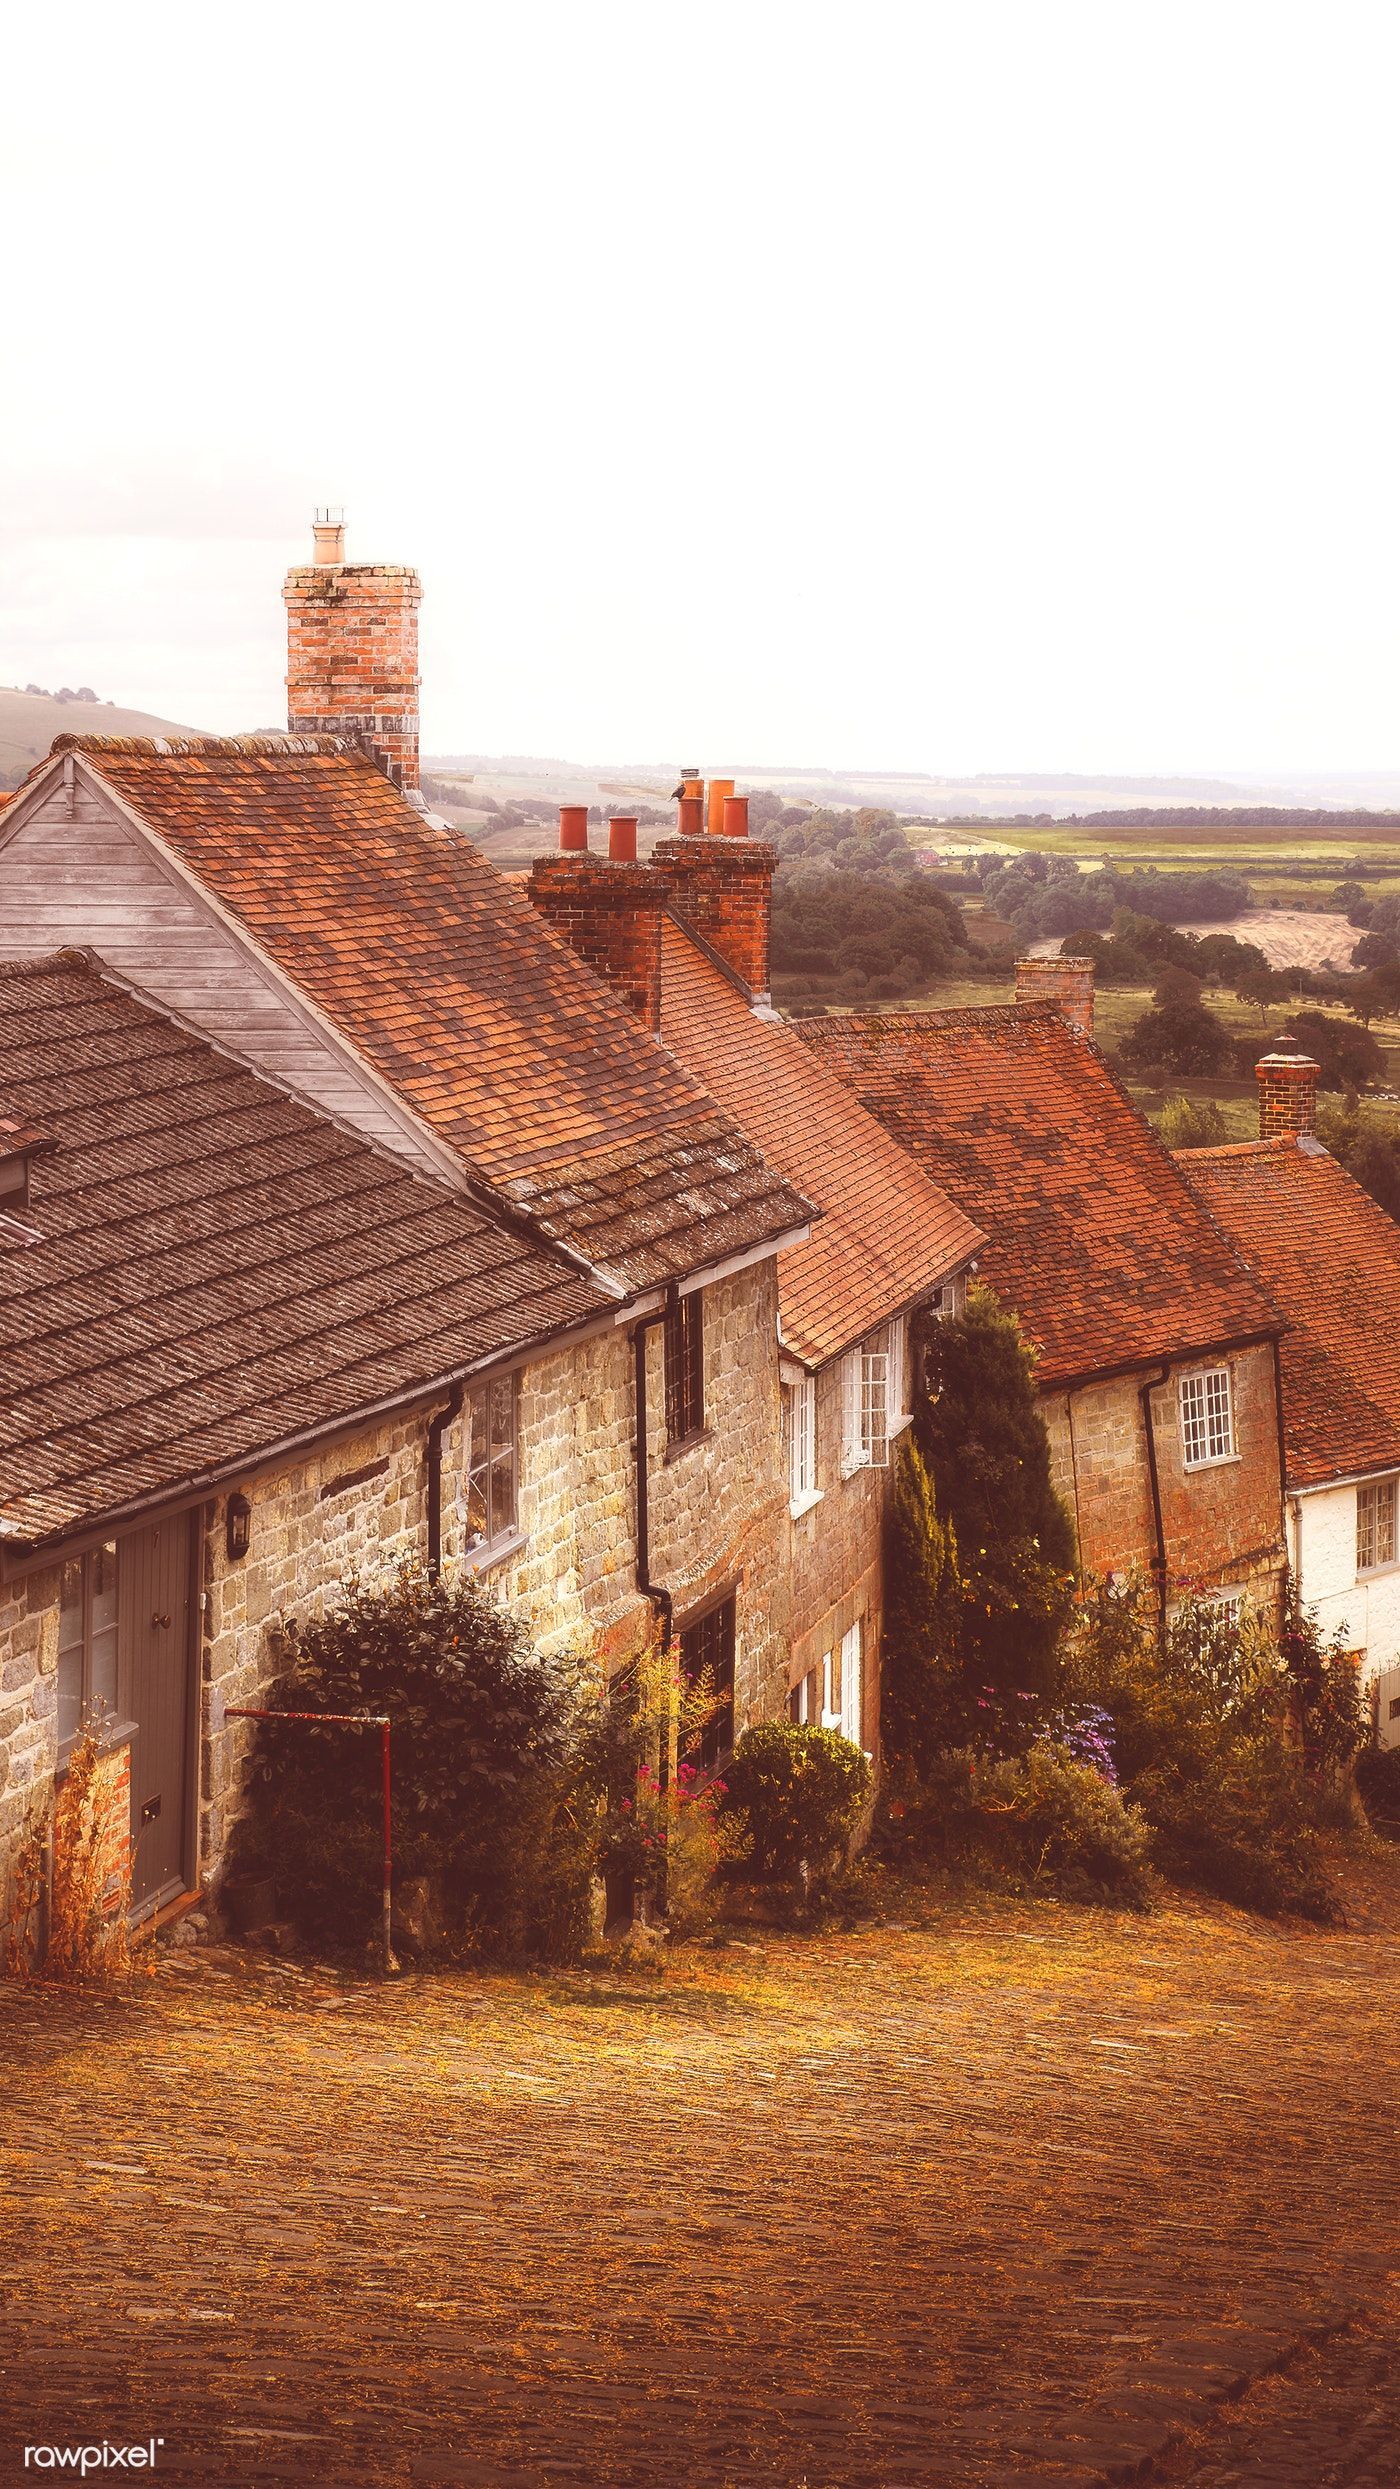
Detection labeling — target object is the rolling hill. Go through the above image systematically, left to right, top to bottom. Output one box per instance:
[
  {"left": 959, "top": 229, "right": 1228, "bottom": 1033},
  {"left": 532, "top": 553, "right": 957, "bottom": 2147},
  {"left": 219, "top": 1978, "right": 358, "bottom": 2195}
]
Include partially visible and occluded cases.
[{"left": 0, "top": 686, "right": 203, "bottom": 789}]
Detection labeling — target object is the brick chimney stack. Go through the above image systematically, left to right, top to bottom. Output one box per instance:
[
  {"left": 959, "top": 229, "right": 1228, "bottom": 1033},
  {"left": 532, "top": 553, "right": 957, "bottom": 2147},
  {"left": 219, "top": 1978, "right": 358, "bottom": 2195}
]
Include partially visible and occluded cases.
[
  {"left": 283, "top": 509, "right": 422, "bottom": 789},
  {"left": 653, "top": 777, "right": 777, "bottom": 999},
  {"left": 527, "top": 808, "right": 668, "bottom": 1031},
  {"left": 1015, "top": 954, "right": 1095, "bottom": 1040},
  {"left": 1256, "top": 1051, "right": 1320, "bottom": 1140}
]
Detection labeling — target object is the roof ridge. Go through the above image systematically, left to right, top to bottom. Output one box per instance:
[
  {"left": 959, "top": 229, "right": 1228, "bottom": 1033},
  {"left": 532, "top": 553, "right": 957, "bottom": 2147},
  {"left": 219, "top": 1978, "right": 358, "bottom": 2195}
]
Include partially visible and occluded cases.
[
  {"left": 53, "top": 733, "right": 354, "bottom": 759},
  {"left": 0, "top": 947, "right": 103, "bottom": 985}
]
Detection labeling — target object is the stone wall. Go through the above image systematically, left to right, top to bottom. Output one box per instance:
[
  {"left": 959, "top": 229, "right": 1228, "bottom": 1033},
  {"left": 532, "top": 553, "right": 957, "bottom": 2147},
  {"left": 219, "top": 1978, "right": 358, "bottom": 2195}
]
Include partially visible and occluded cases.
[
  {"left": 483, "top": 1262, "right": 789, "bottom": 1729},
  {"left": 1042, "top": 1341, "right": 1286, "bottom": 1605},
  {"left": 0, "top": 1564, "right": 60, "bottom": 1917}
]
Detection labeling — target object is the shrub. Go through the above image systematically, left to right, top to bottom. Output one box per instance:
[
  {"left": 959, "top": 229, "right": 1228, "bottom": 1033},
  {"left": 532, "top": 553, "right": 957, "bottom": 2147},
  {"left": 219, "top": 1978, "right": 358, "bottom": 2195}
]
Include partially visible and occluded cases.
[
  {"left": 1157, "top": 1095, "right": 1230, "bottom": 1149},
  {"left": 237, "top": 1564, "right": 599, "bottom": 1960},
  {"left": 1063, "top": 1579, "right": 1356, "bottom": 1920},
  {"left": 719, "top": 1723, "right": 870, "bottom": 1887},
  {"left": 975, "top": 1743, "right": 1152, "bottom": 1905},
  {"left": 1356, "top": 1743, "right": 1400, "bottom": 1830}
]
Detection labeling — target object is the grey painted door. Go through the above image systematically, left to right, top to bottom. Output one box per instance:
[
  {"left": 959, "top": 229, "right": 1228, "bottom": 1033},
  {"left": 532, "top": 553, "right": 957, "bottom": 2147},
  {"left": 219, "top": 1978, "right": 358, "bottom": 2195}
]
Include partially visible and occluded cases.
[{"left": 120, "top": 1518, "right": 193, "bottom": 1913}]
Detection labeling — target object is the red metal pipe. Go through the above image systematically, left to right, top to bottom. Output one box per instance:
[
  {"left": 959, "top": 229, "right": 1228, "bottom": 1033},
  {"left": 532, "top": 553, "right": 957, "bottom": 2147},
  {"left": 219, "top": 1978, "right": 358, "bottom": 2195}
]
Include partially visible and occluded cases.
[{"left": 225, "top": 1705, "right": 396, "bottom": 1974}]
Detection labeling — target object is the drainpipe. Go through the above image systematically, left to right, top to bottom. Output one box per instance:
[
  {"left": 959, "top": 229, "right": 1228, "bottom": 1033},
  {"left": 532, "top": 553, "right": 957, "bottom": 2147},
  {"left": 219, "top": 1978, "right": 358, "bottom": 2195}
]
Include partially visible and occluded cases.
[
  {"left": 632, "top": 1293, "right": 675, "bottom": 1652},
  {"left": 1138, "top": 1364, "right": 1172, "bottom": 1641},
  {"left": 425, "top": 1381, "right": 465, "bottom": 1579}
]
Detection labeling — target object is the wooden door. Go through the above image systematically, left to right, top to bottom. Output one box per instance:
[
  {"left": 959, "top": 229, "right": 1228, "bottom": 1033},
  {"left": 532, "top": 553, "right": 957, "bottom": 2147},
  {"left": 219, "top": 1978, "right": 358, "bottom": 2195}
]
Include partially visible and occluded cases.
[{"left": 119, "top": 1517, "right": 193, "bottom": 1913}]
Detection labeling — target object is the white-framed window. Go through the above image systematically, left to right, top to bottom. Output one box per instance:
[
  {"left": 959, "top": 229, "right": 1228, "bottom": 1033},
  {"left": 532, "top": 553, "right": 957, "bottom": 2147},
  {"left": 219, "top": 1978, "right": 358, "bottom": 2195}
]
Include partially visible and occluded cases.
[
  {"left": 931, "top": 1280, "right": 959, "bottom": 1320},
  {"left": 887, "top": 1316, "right": 909, "bottom": 1430},
  {"left": 843, "top": 1325, "right": 899, "bottom": 1471},
  {"left": 1179, "top": 1366, "right": 1235, "bottom": 1470},
  {"left": 785, "top": 1371, "right": 819, "bottom": 1513},
  {"left": 465, "top": 1372, "right": 519, "bottom": 1555},
  {"left": 1358, "top": 1476, "right": 1399, "bottom": 1574},
  {"left": 57, "top": 1541, "right": 120, "bottom": 1757},
  {"left": 1211, "top": 1590, "right": 1244, "bottom": 1630},
  {"left": 839, "top": 1618, "right": 864, "bottom": 1749}
]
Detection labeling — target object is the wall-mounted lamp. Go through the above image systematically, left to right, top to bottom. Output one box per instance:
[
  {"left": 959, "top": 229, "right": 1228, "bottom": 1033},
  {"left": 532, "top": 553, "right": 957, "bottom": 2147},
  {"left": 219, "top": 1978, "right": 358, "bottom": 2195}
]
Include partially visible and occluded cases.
[{"left": 225, "top": 1492, "right": 252, "bottom": 1562}]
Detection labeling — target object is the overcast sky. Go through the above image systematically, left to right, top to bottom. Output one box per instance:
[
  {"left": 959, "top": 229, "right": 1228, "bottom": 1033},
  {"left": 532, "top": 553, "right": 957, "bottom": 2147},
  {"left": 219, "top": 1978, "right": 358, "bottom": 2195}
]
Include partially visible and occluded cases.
[{"left": 3, "top": 2, "right": 1397, "bottom": 776}]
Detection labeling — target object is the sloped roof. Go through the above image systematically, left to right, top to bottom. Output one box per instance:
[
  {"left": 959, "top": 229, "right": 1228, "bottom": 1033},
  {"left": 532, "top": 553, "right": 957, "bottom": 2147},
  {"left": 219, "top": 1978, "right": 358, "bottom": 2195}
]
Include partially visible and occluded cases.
[
  {"left": 39, "top": 737, "right": 813, "bottom": 1291},
  {"left": 657, "top": 922, "right": 983, "bottom": 1365},
  {"left": 0, "top": 952, "right": 612, "bottom": 1549},
  {"left": 800, "top": 1004, "right": 1281, "bottom": 1387},
  {"left": 1178, "top": 1136, "right": 1400, "bottom": 1488}
]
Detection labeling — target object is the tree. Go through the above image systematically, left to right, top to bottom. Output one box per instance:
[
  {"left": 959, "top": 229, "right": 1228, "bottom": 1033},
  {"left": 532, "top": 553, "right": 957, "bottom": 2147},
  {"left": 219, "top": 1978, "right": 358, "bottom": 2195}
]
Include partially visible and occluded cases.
[
  {"left": 1123, "top": 994, "right": 1232, "bottom": 1076},
  {"left": 1276, "top": 1010, "right": 1383, "bottom": 1092},
  {"left": 1315, "top": 1100, "right": 1400, "bottom": 1223},
  {"left": 913, "top": 1289, "right": 1077, "bottom": 1715}
]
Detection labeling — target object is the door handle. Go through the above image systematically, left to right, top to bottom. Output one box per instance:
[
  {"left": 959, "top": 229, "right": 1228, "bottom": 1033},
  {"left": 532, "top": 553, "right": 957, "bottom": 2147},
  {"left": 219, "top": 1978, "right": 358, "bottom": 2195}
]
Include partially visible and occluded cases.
[{"left": 152, "top": 1612, "right": 171, "bottom": 1630}]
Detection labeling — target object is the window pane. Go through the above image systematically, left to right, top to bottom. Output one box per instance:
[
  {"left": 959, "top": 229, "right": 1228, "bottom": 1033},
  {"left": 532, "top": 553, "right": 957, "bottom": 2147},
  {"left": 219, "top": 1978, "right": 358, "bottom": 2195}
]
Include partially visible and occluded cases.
[
  {"left": 665, "top": 1295, "right": 704, "bottom": 1443},
  {"left": 88, "top": 1542, "right": 119, "bottom": 1723},
  {"left": 57, "top": 1561, "right": 84, "bottom": 1749},
  {"left": 681, "top": 1600, "right": 736, "bottom": 1773},
  {"left": 840, "top": 1620, "right": 863, "bottom": 1747}
]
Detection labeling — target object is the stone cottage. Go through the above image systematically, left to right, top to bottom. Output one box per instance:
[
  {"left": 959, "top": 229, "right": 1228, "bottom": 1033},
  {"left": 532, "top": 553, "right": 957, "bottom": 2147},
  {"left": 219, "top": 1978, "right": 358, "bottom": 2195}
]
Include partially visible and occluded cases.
[
  {"left": 0, "top": 525, "right": 822, "bottom": 1924},
  {"left": 524, "top": 791, "right": 984, "bottom": 1758},
  {"left": 0, "top": 950, "right": 618, "bottom": 1921},
  {"left": 803, "top": 962, "right": 1290, "bottom": 1622},
  {"left": 1180, "top": 1052, "right": 1400, "bottom": 1729}
]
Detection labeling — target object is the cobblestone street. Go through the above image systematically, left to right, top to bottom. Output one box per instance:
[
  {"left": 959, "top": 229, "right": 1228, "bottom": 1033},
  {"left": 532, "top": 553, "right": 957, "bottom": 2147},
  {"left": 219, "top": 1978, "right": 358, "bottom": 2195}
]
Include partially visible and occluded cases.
[{"left": 3, "top": 1866, "right": 1400, "bottom": 2489}]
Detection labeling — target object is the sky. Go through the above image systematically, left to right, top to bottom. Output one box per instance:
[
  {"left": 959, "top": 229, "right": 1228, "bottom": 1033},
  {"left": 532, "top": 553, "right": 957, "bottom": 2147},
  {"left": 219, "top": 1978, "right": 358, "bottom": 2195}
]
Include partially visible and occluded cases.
[{"left": 3, "top": 1, "right": 1399, "bottom": 777}]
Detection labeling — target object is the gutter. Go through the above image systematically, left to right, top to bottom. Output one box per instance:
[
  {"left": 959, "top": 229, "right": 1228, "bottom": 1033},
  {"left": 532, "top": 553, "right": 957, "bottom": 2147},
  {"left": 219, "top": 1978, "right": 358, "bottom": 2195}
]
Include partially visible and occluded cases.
[
  {"left": 632, "top": 1291, "right": 676, "bottom": 1651},
  {"left": 1041, "top": 1324, "right": 1285, "bottom": 1402},
  {"left": 1138, "top": 1363, "right": 1172, "bottom": 1641}
]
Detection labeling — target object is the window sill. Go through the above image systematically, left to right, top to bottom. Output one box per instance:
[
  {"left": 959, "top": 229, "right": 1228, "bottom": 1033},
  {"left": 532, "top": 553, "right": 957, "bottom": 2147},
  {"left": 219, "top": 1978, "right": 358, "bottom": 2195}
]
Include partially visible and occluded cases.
[
  {"left": 664, "top": 1427, "right": 712, "bottom": 1467},
  {"left": 1182, "top": 1451, "right": 1241, "bottom": 1474},
  {"left": 789, "top": 1487, "right": 825, "bottom": 1522},
  {"left": 464, "top": 1528, "right": 526, "bottom": 1577},
  {"left": 1357, "top": 1559, "right": 1400, "bottom": 1581},
  {"left": 56, "top": 1717, "right": 137, "bottom": 1780}
]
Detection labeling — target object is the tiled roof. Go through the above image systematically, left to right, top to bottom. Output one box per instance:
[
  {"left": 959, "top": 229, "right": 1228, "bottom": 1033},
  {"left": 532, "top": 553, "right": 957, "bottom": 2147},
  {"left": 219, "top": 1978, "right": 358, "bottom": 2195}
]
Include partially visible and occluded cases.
[
  {"left": 49, "top": 738, "right": 813, "bottom": 1290},
  {"left": 657, "top": 922, "right": 983, "bottom": 1365},
  {"left": 0, "top": 953, "right": 612, "bottom": 1550},
  {"left": 800, "top": 1004, "right": 1281, "bottom": 1387},
  {"left": 1178, "top": 1137, "right": 1400, "bottom": 1488}
]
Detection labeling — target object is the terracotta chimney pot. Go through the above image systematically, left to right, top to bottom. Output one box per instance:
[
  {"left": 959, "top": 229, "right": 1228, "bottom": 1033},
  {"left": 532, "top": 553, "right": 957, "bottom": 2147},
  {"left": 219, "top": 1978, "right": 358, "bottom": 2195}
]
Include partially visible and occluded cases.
[
  {"left": 706, "top": 777, "right": 735, "bottom": 838},
  {"left": 678, "top": 793, "right": 705, "bottom": 838},
  {"left": 721, "top": 795, "right": 749, "bottom": 840},
  {"left": 559, "top": 805, "right": 589, "bottom": 853},
  {"left": 608, "top": 815, "right": 638, "bottom": 863}
]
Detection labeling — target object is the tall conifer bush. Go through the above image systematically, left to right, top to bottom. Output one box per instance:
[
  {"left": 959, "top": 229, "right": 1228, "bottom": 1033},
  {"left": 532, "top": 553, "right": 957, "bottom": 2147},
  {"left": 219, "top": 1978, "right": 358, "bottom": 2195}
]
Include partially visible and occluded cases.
[
  {"left": 912, "top": 1287, "right": 1076, "bottom": 1720},
  {"left": 881, "top": 1439, "right": 963, "bottom": 1787}
]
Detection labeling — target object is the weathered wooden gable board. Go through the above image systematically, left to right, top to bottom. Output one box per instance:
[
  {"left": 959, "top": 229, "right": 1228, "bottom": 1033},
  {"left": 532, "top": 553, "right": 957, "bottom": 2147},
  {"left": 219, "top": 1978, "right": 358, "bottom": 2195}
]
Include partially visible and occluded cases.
[{"left": 0, "top": 765, "right": 449, "bottom": 1179}]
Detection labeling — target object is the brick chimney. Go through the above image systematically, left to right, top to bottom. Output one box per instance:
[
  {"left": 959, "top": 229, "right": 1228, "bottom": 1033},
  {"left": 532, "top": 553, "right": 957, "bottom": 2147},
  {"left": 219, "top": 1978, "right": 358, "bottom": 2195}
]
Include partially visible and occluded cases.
[
  {"left": 283, "top": 508, "right": 422, "bottom": 789},
  {"left": 653, "top": 782, "right": 777, "bottom": 999},
  {"left": 528, "top": 810, "right": 668, "bottom": 1031},
  {"left": 1015, "top": 954, "right": 1095, "bottom": 1040},
  {"left": 1256, "top": 1051, "right": 1320, "bottom": 1139}
]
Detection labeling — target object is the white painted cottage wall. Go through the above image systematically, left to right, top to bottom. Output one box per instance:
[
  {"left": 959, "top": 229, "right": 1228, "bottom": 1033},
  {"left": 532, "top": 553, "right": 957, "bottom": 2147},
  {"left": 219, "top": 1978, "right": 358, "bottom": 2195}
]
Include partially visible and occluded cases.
[{"left": 1294, "top": 1480, "right": 1400, "bottom": 1709}]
